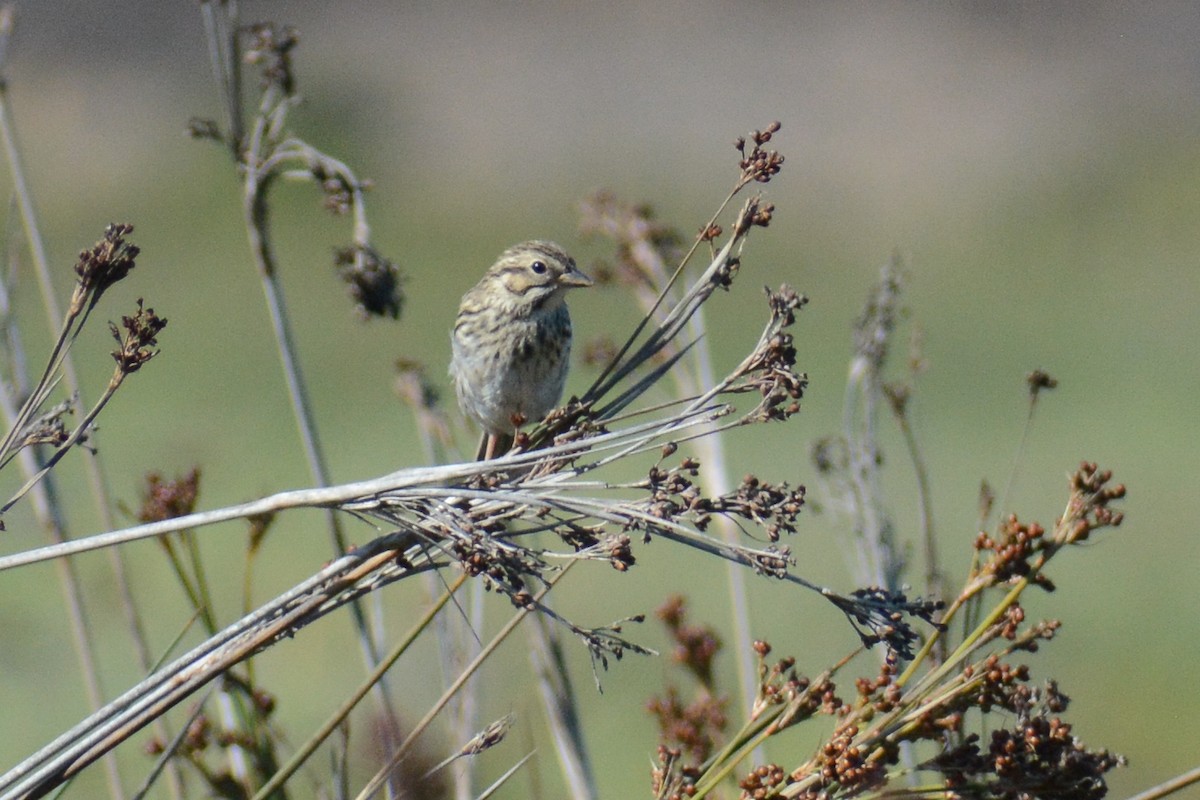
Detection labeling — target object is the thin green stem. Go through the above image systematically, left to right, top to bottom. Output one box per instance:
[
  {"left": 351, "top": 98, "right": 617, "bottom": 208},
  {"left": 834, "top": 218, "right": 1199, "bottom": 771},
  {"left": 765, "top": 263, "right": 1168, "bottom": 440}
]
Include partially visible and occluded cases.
[
  {"left": 997, "top": 391, "right": 1041, "bottom": 521},
  {"left": 890, "top": 401, "right": 945, "bottom": 617},
  {"left": 183, "top": 530, "right": 219, "bottom": 634},
  {"left": 354, "top": 565, "right": 574, "bottom": 800},
  {"left": 251, "top": 572, "right": 467, "bottom": 800},
  {"left": 897, "top": 575, "right": 1025, "bottom": 693}
]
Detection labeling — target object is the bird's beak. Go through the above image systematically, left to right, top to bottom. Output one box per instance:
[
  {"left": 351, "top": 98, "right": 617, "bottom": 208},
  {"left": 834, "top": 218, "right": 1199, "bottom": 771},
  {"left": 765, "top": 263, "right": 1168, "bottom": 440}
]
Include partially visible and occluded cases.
[{"left": 559, "top": 266, "right": 594, "bottom": 288}]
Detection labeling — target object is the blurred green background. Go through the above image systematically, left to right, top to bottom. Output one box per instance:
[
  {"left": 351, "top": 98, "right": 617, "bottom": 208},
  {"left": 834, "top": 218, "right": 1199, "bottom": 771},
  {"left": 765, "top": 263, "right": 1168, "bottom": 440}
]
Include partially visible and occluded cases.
[{"left": 0, "top": 1, "right": 1197, "bottom": 798}]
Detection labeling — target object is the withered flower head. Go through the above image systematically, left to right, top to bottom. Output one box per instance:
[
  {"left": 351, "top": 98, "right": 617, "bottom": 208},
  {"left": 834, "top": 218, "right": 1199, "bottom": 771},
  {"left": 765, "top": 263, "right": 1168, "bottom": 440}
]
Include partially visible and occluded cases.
[
  {"left": 243, "top": 23, "right": 299, "bottom": 94},
  {"left": 736, "top": 121, "right": 785, "bottom": 186},
  {"left": 73, "top": 223, "right": 140, "bottom": 315},
  {"left": 334, "top": 245, "right": 403, "bottom": 320},
  {"left": 109, "top": 298, "right": 168, "bottom": 375},
  {"left": 1027, "top": 368, "right": 1059, "bottom": 395},
  {"left": 138, "top": 468, "right": 201, "bottom": 523}
]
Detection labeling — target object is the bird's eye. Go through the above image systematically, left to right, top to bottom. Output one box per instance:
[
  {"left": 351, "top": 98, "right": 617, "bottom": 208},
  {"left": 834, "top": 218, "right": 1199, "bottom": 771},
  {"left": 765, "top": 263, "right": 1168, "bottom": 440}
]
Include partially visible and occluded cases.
[{"left": 530, "top": 260, "right": 547, "bottom": 275}]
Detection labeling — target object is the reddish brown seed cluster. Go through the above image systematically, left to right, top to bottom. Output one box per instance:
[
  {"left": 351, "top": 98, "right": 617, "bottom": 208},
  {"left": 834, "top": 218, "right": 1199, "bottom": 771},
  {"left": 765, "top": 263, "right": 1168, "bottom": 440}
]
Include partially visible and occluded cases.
[
  {"left": 735, "top": 121, "right": 785, "bottom": 185},
  {"left": 733, "top": 196, "right": 776, "bottom": 237},
  {"left": 734, "top": 286, "right": 809, "bottom": 422},
  {"left": 644, "top": 458, "right": 706, "bottom": 523},
  {"left": 711, "top": 461, "right": 1126, "bottom": 800},
  {"left": 1060, "top": 461, "right": 1126, "bottom": 544},
  {"left": 975, "top": 464, "right": 1125, "bottom": 589},
  {"left": 137, "top": 468, "right": 201, "bottom": 523},
  {"left": 975, "top": 514, "right": 1046, "bottom": 585},
  {"left": 448, "top": 526, "right": 538, "bottom": 607},
  {"left": 606, "top": 532, "right": 635, "bottom": 572},
  {"left": 747, "top": 546, "right": 794, "bottom": 579},
  {"left": 656, "top": 595, "right": 722, "bottom": 687},
  {"left": 999, "top": 601, "right": 1026, "bottom": 640},
  {"left": 1012, "top": 618, "right": 1063, "bottom": 655},
  {"left": 749, "top": 641, "right": 841, "bottom": 732},
  {"left": 753, "top": 651, "right": 806, "bottom": 715},
  {"left": 973, "top": 655, "right": 1031, "bottom": 714},
  {"left": 854, "top": 658, "right": 900, "bottom": 713},
  {"left": 645, "top": 687, "right": 728, "bottom": 764},
  {"left": 987, "top": 713, "right": 1124, "bottom": 799},
  {"left": 776, "top": 722, "right": 893, "bottom": 800},
  {"left": 816, "top": 725, "right": 888, "bottom": 791},
  {"left": 650, "top": 745, "right": 700, "bottom": 800},
  {"left": 738, "top": 762, "right": 788, "bottom": 798}
]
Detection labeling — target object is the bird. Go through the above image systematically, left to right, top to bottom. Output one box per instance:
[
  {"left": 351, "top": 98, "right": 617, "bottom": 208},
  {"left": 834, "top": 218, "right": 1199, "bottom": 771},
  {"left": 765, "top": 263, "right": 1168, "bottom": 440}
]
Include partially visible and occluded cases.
[{"left": 450, "top": 240, "right": 593, "bottom": 460}]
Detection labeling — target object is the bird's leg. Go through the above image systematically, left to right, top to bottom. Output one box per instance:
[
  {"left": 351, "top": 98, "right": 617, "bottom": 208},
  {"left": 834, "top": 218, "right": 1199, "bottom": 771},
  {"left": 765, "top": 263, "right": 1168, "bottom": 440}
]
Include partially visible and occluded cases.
[
  {"left": 474, "top": 413, "right": 525, "bottom": 461},
  {"left": 476, "top": 431, "right": 514, "bottom": 461},
  {"left": 475, "top": 432, "right": 492, "bottom": 461}
]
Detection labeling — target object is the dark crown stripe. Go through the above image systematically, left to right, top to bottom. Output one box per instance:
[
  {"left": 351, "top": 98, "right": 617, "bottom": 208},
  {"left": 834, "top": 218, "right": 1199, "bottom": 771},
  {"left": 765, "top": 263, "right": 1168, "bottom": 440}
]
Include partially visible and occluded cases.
[{"left": 506, "top": 242, "right": 572, "bottom": 267}]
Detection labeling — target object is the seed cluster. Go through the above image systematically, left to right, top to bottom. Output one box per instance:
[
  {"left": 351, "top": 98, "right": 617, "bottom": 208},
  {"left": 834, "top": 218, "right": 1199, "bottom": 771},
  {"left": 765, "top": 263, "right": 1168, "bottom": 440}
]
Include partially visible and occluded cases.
[
  {"left": 243, "top": 23, "right": 298, "bottom": 93},
  {"left": 735, "top": 121, "right": 785, "bottom": 186},
  {"left": 73, "top": 223, "right": 139, "bottom": 316},
  {"left": 334, "top": 245, "right": 403, "bottom": 320},
  {"left": 728, "top": 286, "right": 808, "bottom": 422},
  {"left": 109, "top": 299, "right": 168, "bottom": 375},
  {"left": 16, "top": 400, "right": 73, "bottom": 451},
  {"left": 640, "top": 457, "right": 806, "bottom": 548},
  {"left": 975, "top": 462, "right": 1126, "bottom": 591},
  {"left": 137, "top": 469, "right": 201, "bottom": 523},
  {"left": 829, "top": 586, "right": 944, "bottom": 659},
  {"left": 931, "top": 686, "right": 1124, "bottom": 800},
  {"left": 646, "top": 687, "right": 728, "bottom": 766}
]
